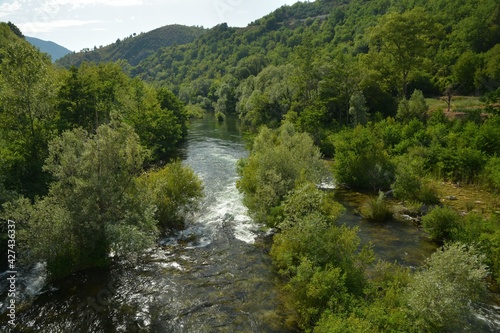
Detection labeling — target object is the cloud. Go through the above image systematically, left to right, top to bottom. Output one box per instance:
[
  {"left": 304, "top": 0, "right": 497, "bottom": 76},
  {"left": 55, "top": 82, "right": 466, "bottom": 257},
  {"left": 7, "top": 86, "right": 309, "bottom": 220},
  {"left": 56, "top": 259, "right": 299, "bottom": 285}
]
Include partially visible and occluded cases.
[
  {"left": 24, "top": 0, "right": 143, "bottom": 17},
  {"left": 42, "top": 0, "right": 143, "bottom": 9},
  {"left": 0, "top": 1, "right": 22, "bottom": 17},
  {"left": 18, "top": 19, "right": 101, "bottom": 33}
]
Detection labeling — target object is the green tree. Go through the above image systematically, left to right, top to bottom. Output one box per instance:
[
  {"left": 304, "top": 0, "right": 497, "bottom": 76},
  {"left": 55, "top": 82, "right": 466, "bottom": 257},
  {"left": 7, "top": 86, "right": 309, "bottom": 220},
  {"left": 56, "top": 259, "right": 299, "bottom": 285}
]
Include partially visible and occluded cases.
[
  {"left": 369, "top": 8, "right": 440, "bottom": 97},
  {"left": 7, "top": 22, "right": 24, "bottom": 39},
  {"left": 0, "top": 40, "right": 58, "bottom": 197},
  {"left": 57, "top": 63, "right": 129, "bottom": 133},
  {"left": 236, "top": 65, "right": 294, "bottom": 128},
  {"left": 214, "top": 74, "right": 239, "bottom": 115},
  {"left": 126, "top": 81, "right": 187, "bottom": 162},
  {"left": 157, "top": 86, "right": 189, "bottom": 138},
  {"left": 396, "top": 89, "right": 428, "bottom": 123},
  {"left": 349, "top": 90, "right": 368, "bottom": 126},
  {"left": 5, "top": 121, "right": 159, "bottom": 277},
  {"left": 237, "top": 122, "right": 326, "bottom": 226},
  {"left": 332, "top": 125, "right": 394, "bottom": 190},
  {"left": 391, "top": 153, "right": 439, "bottom": 204},
  {"left": 482, "top": 156, "right": 500, "bottom": 192},
  {"left": 137, "top": 160, "right": 203, "bottom": 230},
  {"left": 270, "top": 182, "right": 372, "bottom": 331},
  {"left": 422, "top": 206, "right": 461, "bottom": 242},
  {"left": 406, "top": 243, "right": 488, "bottom": 332}
]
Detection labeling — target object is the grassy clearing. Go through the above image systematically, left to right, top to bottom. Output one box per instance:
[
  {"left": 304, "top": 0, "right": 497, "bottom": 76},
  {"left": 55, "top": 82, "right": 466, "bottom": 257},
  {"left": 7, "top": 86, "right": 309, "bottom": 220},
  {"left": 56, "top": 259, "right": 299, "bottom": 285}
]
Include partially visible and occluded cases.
[
  {"left": 426, "top": 96, "right": 486, "bottom": 112},
  {"left": 434, "top": 180, "right": 500, "bottom": 216}
]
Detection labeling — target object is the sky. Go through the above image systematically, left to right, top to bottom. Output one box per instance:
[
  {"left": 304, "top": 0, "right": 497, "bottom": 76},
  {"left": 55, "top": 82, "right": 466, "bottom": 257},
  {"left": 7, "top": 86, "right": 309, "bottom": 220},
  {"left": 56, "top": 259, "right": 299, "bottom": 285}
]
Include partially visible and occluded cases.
[{"left": 0, "top": 0, "right": 303, "bottom": 51}]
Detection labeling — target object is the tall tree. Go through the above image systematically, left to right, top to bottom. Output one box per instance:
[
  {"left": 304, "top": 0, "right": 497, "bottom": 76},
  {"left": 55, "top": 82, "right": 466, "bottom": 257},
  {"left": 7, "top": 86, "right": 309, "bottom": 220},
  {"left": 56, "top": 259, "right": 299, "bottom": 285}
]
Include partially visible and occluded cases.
[
  {"left": 368, "top": 8, "right": 441, "bottom": 97},
  {"left": 0, "top": 40, "right": 57, "bottom": 196},
  {"left": 349, "top": 90, "right": 368, "bottom": 126},
  {"left": 5, "top": 121, "right": 158, "bottom": 277}
]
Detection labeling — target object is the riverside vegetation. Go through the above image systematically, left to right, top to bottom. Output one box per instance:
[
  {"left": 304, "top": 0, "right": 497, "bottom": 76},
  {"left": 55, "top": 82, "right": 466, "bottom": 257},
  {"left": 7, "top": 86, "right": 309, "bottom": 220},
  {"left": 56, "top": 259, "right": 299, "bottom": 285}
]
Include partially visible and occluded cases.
[
  {"left": 1, "top": 0, "right": 500, "bottom": 331},
  {"left": 0, "top": 23, "right": 203, "bottom": 279}
]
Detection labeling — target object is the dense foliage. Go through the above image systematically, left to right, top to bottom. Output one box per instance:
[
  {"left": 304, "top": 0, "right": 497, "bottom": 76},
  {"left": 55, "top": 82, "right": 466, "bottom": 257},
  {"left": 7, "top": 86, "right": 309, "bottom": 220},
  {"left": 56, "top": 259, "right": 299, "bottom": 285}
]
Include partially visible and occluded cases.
[
  {"left": 2, "top": 0, "right": 500, "bottom": 330},
  {"left": 80, "top": 0, "right": 497, "bottom": 128},
  {"left": 0, "top": 23, "right": 202, "bottom": 278},
  {"left": 237, "top": 122, "right": 327, "bottom": 226},
  {"left": 238, "top": 124, "right": 493, "bottom": 332}
]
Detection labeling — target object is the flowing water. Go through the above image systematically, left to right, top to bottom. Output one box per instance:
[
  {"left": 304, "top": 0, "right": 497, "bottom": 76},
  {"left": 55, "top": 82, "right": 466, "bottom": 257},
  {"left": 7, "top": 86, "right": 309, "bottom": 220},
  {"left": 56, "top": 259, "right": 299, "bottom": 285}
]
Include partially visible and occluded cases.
[
  {"left": 0, "top": 114, "right": 285, "bottom": 333},
  {"left": 1, "top": 114, "right": 499, "bottom": 332}
]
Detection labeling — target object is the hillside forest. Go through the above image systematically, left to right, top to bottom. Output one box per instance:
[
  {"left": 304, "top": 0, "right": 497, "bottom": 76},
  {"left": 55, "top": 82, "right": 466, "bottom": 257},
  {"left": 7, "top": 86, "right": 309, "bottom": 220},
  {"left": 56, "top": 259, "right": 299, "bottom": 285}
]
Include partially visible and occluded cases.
[{"left": 1, "top": 0, "right": 500, "bottom": 331}]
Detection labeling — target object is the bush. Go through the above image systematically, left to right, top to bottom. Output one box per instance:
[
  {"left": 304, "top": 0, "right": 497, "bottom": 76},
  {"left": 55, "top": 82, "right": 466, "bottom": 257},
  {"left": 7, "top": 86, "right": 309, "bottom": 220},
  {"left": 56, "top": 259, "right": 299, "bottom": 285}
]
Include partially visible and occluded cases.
[
  {"left": 396, "top": 89, "right": 428, "bottom": 124},
  {"left": 215, "top": 110, "right": 225, "bottom": 122},
  {"left": 3, "top": 122, "right": 159, "bottom": 278},
  {"left": 237, "top": 122, "right": 327, "bottom": 226},
  {"left": 332, "top": 125, "right": 394, "bottom": 190},
  {"left": 391, "top": 153, "right": 440, "bottom": 205},
  {"left": 482, "top": 156, "right": 500, "bottom": 192},
  {"left": 137, "top": 160, "right": 203, "bottom": 230},
  {"left": 417, "top": 181, "right": 440, "bottom": 205},
  {"left": 422, "top": 206, "right": 461, "bottom": 242},
  {"left": 406, "top": 243, "right": 488, "bottom": 332},
  {"left": 314, "top": 313, "right": 374, "bottom": 333}
]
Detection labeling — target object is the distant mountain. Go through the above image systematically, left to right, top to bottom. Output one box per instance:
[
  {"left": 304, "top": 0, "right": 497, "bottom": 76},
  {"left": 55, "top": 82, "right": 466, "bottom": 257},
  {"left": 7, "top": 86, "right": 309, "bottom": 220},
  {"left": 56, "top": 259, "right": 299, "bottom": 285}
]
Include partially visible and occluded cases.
[
  {"left": 57, "top": 24, "right": 206, "bottom": 68},
  {"left": 26, "top": 36, "right": 71, "bottom": 62}
]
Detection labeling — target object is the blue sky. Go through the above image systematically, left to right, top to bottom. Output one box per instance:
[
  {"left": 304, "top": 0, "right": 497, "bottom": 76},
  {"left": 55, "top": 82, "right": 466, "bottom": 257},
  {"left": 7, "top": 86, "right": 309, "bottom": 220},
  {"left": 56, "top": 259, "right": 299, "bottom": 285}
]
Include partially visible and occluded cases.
[{"left": 0, "top": 0, "right": 303, "bottom": 51}]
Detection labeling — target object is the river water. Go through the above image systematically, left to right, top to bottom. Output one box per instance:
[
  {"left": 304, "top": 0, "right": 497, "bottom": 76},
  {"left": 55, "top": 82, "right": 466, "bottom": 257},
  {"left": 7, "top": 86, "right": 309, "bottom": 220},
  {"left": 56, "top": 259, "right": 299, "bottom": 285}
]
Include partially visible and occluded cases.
[
  {"left": 0, "top": 114, "right": 286, "bottom": 332},
  {"left": 1, "top": 114, "right": 499, "bottom": 332}
]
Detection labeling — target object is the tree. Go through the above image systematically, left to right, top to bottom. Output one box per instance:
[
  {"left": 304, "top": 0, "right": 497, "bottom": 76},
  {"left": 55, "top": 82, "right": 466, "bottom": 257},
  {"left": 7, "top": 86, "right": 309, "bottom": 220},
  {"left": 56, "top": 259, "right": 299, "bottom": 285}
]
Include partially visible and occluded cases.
[
  {"left": 369, "top": 8, "right": 440, "bottom": 97},
  {"left": 7, "top": 22, "right": 24, "bottom": 39},
  {"left": 0, "top": 40, "right": 57, "bottom": 197},
  {"left": 57, "top": 63, "right": 129, "bottom": 133},
  {"left": 236, "top": 65, "right": 294, "bottom": 128},
  {"left": 214, "top": 74, "right": 239, "bottom": 115},
  {"left": 126, "top": 82, "right": 187, "bottom": 162},
  {"left": 157, "top": 86, "right": 189, "bottom": 138},
  {"left": 396, "top": 89, "right": 428, "bottom": 123},
  {"left": 349, "top": 90, "right": 368, "bottom": 126},
  {"left": 5, "top": 121, "right": 159, "bottom": 278},
  {"left": 237, "top": 122, "right": 327, "bottom": 226},
  {"left": 331, "top": 125, "right": 394, "bottom": 190},
  {"left": 391, "top": 153, "right": 439, "bottom": 204},
  {"left": 137, "top": 160, "right": 203, "bottom": 230},
  {"left": 270, "top": 182, "right": 371, "bottom": 331},
  {"left": 422, "top": 206, "right": 461, "bottom": 242},
  {"left": 406, "top": 243, "right": 488, "bottom": 332}
]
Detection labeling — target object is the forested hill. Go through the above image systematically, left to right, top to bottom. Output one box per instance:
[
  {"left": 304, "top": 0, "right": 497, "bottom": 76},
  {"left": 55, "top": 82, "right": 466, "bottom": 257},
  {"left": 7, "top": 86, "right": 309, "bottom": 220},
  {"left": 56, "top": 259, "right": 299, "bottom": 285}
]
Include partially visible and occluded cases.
[
  {"left": 124, "top": 0, "right": 498, "bottom": 119},
  {"left": 56, "top": 24, "right": 206, "bottom": 67}
]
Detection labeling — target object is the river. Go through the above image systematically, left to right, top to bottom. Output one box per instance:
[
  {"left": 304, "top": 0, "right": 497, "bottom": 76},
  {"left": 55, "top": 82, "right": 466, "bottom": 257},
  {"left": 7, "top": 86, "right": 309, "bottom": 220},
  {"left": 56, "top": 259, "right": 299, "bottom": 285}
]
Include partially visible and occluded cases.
[
  {"left": 0, "top": 114, "right": 286, "bottom": 332},
  {"left": 1, "top": 114, "right": 499, "bottom": 332}
]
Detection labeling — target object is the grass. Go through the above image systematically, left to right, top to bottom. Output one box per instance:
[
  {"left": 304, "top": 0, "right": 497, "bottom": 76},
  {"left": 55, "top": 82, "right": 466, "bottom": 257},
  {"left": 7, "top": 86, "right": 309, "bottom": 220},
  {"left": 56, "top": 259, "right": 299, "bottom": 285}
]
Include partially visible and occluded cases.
[
  {"left": 426, "top": 96, "right": 486, "bottom": 112},
  {"left": 434, "top": 180, "right": 500, "bottom": 216},
  {"left": 360, "top": 191, "right": 394, "bottom": 222}
]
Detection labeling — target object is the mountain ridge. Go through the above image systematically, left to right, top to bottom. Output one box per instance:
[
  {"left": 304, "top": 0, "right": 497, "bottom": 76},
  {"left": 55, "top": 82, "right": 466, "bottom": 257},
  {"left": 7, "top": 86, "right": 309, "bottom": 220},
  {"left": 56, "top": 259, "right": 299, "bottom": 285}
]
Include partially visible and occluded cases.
[
  {"left": 56, "top": 24, "right": 206, "bottom": 68},
  {"left": 26, "top": 36, "right": 72, "bottom": 62}
]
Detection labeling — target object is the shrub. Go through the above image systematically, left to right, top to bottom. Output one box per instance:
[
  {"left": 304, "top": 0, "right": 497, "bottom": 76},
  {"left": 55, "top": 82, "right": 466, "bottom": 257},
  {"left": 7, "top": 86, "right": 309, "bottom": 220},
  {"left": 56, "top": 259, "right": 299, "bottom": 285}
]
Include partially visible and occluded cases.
[
  {"left": 396, "top": 89, "right": 428, "bottom": 123},
  {"left": 237, "top": 122, "right": 327, "bottom": 226},
  {"left": 332, "top": 126, "right": 394, "bottom": 190},
  {"left": 391, "top": 154, "right": 440, "bottom": 205},
  {"left": 482, "top": 156, "right": 500, "bottom": 192},
  {"left": 137, "top": 160, "right": 203, "bottom": 230},
  {"left": 422, "top": 206, "right": 461, "bottom": 242},
  {"left": 406, "top": 243, "right": 488, "bottom": 332}
]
